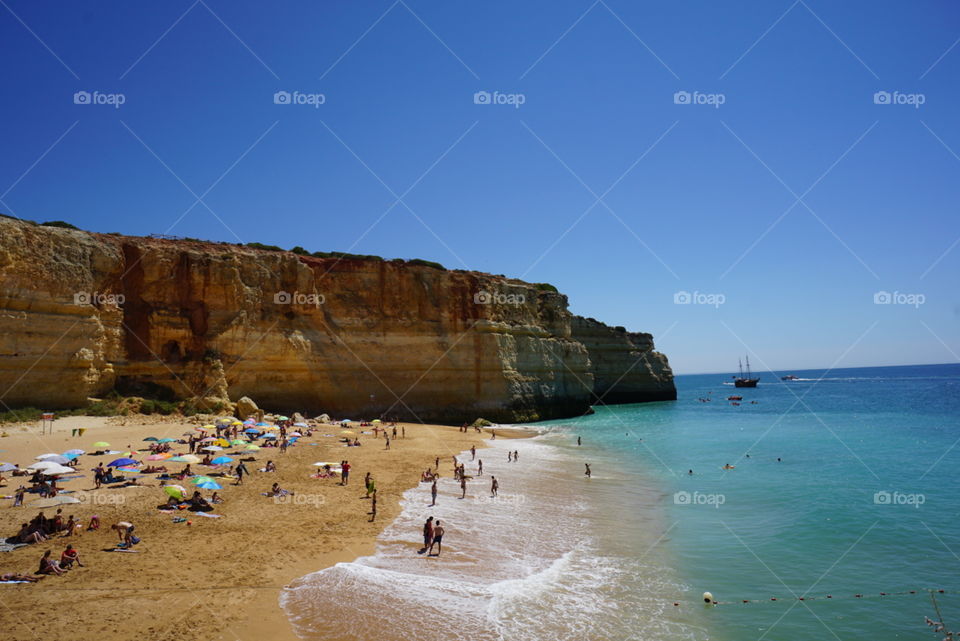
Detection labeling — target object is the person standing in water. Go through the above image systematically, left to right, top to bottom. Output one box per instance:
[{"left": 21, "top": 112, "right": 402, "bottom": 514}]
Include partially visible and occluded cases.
[
  {"left": 577, "top": 436, "right": 581, "bottom": 446},
  {"left": 470, "top": 445, "right": 476, "bottom": 461},
  {"left": 513, "top": 450, "right": 518, "bottom": 462},
  {"left": 507, "top": 451, "right": 512, "bottom": 462},
  {"left": 477, "top": 459, "right": 483, "bottom": 476},
  {"left": 584, "top": 463, "right": 591, "bottom": 478},
  {"left": 460, "top": 475, "right": 467, "bottom": 499},
  {"left": 490, "top": 476, "right": 499, "bottom": 497},
  {"left": 430, "top": 479, "right": 438, "bottom": 506},
  {"left": 421, "top": 516, "right": 434, "bottom": 554},
  {"left": 428, "top": 520, "right": 444, "bottom": 557}
]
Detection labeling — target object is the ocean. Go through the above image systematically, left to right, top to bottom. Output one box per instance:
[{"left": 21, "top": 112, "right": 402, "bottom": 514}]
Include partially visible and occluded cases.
[{"left": 282, "top": 363, "right": 960, "bottom": 640}]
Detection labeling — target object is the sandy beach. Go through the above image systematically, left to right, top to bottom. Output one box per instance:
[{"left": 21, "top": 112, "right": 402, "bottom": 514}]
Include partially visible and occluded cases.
[{"left": 0, "top": 414, "right": 500, "bottom": 641}]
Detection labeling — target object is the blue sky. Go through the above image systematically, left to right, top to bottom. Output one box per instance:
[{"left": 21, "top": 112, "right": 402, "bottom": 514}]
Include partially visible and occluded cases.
[{"left": 1, "top": 0, "right": 958, "bottom": 374}]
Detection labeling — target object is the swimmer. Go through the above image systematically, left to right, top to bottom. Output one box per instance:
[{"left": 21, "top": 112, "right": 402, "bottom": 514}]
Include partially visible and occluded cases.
[{"left": 722, "top": 463, "right": 735, "bottom": 470}]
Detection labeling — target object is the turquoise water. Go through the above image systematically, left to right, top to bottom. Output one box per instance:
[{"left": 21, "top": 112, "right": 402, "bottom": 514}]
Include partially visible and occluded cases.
[{"left": 536, "top": 363, "right": 960, "bottom": 640}]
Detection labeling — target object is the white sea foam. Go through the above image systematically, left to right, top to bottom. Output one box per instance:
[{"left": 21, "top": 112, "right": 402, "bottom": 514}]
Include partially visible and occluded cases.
[{"left": 281, "top": 437, "right": 706, "bottom": 640}]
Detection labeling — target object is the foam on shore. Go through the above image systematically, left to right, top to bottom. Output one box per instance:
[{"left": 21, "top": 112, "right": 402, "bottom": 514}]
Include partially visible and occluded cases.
[{"left": 281, "top": 436, "right": 706, "bottom": 640}]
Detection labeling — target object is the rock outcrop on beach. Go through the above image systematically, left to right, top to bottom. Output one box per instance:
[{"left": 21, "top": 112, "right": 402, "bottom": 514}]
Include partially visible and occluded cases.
[{"left": 0, "top": 217, "right": 675, "bottom": 423}]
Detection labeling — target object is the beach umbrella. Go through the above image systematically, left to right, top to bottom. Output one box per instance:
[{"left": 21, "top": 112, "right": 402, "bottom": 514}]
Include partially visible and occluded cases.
[
  {"left": 277, "top": 415, "right": 289, "bottom": 421},
  {"left": 372, "top": 419, "right": 381, "bottom": 423},
  {"left": 231, "top": 421, "right": 242, "bottom": 426},
  {"left": 255, "top": 422, "right": 269, "bottom": 427},
  {"left": 293, "top": 422, "right": 307, "bottom": 427},
  {"left": 202, "top": 425, "right": 216, "bottom": 430},
  {"left": 244, "top": 428, "right": 260, "bottom": 434},
  {"left": 289, "top": 432, "right": 302, "bottom": 437},
  {"left": 262, "top": 434, "right": 277, "bottom": 439},
  {"left": 143, "top": 437, "right": 159, "bottom": 442},
  {"left": 200, "top": 437, "right": 217, "bottom": 443},
  {"left": 158, "top": 438, "right": 177, "bottom": 444},
  {"left": 214, "top": 439, "right": 230, "bottom": 447},
  {"left": 230, "top": 439, "right": 245, "bottom": 446},
  {"left": 92, "top": 441, "right": 110, "bottom": 447},
  {"left": 245, "top": 444, "right": 260, "bottom": 451},
  {"left": 201, "top": 445, "right": 222, "bottom": 452},
  {"left": 64, "top": 449, "right": 84, "bottom": 455},
  {"left": 61, "top": 452, "right": 80, "bottom": 460},
  {"left": 36, "top": 453, "right": 63, "bottom": 460},
  {"left": 147, "top": 453, "right": 172, "bottom": 461},
  {"left": 36, "top": 454, "right": 70, "bottom": 465},
  {"left": 169, "top": 454, "right": 200, "bottom": 463},
  {"left": 211, "top": 456, "right": 233, "bottom": 465},
  {"left": 108, "top": 457, "right": 137, "bottom": 467},
  {"left": 28, "top": 461, "right": 62, "bottom": 471},
  {"left": 0, "top": 463, "right": 17, "bottom": 472},
  {"left": 42, "top": 465, "right": 74, "bottom": 475},
  {"left": 117, "top": 465, "right": 139, "bottom": 472},
  {"left": 190, "top": 475, "right": 215, "bottom": 484},
  {"left": 196, "top": 480, "right": 222, "bottom": 490},
  {"left": 163, "top": 485, "right": 187, "bottom": 500},
  {"left": 30, "top": 495, "right": 81, "bottom": 507}
]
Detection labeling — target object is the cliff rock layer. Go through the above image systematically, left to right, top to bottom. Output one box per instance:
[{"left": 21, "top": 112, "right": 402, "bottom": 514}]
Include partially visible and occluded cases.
[{"left": 0, "top": 217, "right": 675, "bottom": 423}]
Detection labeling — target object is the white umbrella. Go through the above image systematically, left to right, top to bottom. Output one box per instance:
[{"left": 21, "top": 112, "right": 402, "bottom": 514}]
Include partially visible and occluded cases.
[
  {"left": 201, "top": 445, "right": 222, "bottom": 452},
  {"left": 35, "top": 453, "right": 62, "bottom": 460},
  {"left": 36, "top": 454, "right": 70, "bottom": 465},
  {"left": 28, "top": 461, "right": 62, "bottom": 471},
  {"left": 36, "top": 464, "right": 74, "bottom": 475}
]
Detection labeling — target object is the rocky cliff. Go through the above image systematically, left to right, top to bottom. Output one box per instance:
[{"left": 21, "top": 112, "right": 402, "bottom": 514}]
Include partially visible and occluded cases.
[{"left": 0, "top": 217, "right": 675, "bottom": 423}]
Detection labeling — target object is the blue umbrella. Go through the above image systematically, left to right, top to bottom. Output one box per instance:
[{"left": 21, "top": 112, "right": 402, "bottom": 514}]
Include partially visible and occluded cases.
[
  {"left": 244, "top": 427, "right": 260, "bottom": 434},
  {"left": 262, "top": 434, "right": 277, "bottom": 439},
  {"left": 143, "top": 437, "right": 159, "bottom": 442},
  {"left": 157, "top": 438, "right": 177, "bottom": 443},
  {"left": 61, "top": 452, "right": 80, "bottom": 460},
  {"left": 211, "top": 456, "right": 233, "bottom": 465},
  {"left": 108, "top": 457, "right": 137, "bottom": 467},
  {"left": 196, "top": 480, "right": 222, "bottom": 490}
]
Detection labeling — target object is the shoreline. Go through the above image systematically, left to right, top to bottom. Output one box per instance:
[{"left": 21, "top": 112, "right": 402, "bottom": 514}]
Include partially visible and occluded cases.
[{"left": 0, "top": 415, "right": 498, "bottom": 641}]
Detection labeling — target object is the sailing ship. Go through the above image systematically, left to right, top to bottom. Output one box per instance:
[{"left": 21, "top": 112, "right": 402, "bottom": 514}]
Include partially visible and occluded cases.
[{"left": 733, "top": 356, "right": 759, "bottom": 388}]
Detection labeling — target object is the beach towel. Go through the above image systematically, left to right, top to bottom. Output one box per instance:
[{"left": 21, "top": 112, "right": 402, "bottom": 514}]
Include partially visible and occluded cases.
[
  {"left": 191, "top": 512, "right": 222, "bottom": 518},
  {"left": 0, "top": 541, "right": 27, "bottom": 553},
  {"left": 0, "top": 580, "right": 30, "bottom": 584}
]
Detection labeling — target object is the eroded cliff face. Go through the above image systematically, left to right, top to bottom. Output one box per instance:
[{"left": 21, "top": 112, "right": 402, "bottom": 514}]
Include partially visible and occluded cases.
[
  {"left": 0, "top": 217, "right": 674, "bottom": 422},
  {"left": 571, "top": 316, "right": 676, "bottom": 404}
]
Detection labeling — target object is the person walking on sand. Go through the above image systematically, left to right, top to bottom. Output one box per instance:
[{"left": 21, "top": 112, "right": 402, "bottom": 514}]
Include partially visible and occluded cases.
[
  {"left": 385, "top": 436, "right": 390, "bottom": 450},
  {"left": 477, "top": 459, "right": 483, "bottom": 476},
  {"left": 341, "top": 460, "right": 351, "bottom": 485},
  {"left": 235, "top": 461, "right": 249, "bottom": 485},
  {"left": 584, "top": 463, "right": 591, "bottom": 478},
  {"left": 460, "top": 475, "right": 467, "bottom": 499},
  {"left": 490, "top": 476, "right": 499, "bottom": 497},
  {"left": 430, "top": 479, "right": 438, "bottom": 507},
  {"left": 369, "top": 491, "right": 377, "bottom": 522},
  {"left": 421, "top": 516, "right": 434, "bottom": 554},
  {"left": 428, "top": 520, "right": 444, "bottom": 557}
]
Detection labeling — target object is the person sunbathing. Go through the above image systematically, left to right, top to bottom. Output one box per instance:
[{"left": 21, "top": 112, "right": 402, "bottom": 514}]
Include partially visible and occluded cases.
[
  {"left": 141, "top": 465, "right": 168, "bottom": 474},
  {"left": 267, "top": 482, "right": 293, "bottom": 497},
  {"left": 188, "top": 491, "right": 212, "bottom": 511},
  {"left": 210, "top": 492, "right": 223, "bottom": 504},
  {"left": 15, "top": 523, "right": 46, "bottom": 544},
  {"left": 37, "top": 550, "right": 65, "bottom": 575},
  {"left": 1, "top": 572, "right": 43, "bottom": 582}
]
